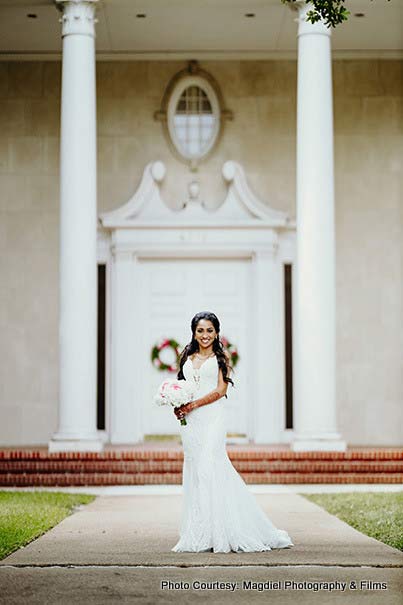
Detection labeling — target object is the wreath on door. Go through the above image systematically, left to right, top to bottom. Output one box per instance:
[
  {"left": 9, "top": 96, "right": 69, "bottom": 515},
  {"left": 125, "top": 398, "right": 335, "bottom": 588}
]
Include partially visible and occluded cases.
[
  {"left": 151, "top": 335, "right": 239, "bottom": 373},
  {"left": 220, "top": 336, "right": 239, "bottom": 367},
  {"left": 151, "top": 338, "right": 181, "bottom": 372}
]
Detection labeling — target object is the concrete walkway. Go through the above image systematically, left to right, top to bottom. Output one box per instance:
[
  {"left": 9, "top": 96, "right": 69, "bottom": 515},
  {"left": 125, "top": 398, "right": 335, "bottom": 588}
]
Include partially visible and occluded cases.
[{"left": 1, "top": 493, "right": 402, "bottom": 604}]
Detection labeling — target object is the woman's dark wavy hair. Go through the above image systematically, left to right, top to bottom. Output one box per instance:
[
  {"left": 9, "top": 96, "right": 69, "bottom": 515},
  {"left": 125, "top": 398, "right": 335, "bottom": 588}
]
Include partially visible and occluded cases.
[{"left": 177, "top": 311, "right": 235, "bottom": 397}]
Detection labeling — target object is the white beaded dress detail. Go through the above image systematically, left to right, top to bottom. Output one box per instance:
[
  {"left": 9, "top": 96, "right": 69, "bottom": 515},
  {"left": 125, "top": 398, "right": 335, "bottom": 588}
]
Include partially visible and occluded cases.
[{"left": 171, "top": 355, "right": 294, "bottom": 553}]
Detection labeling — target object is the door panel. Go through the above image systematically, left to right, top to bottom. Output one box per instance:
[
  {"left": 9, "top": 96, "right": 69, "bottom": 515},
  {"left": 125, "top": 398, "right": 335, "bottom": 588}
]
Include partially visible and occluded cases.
[{"left": 138, "top": 257, "right": 251, "bottom": 437}]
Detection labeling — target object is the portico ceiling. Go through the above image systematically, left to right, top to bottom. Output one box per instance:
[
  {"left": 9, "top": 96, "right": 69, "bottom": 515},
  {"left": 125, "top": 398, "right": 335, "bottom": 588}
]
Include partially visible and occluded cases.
[{"left": 0, "top": 0, "right": 401, "bottom": 59}]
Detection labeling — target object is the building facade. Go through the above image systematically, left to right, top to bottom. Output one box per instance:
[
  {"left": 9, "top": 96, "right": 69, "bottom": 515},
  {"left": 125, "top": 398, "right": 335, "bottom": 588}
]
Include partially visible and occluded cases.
[{"left": 0, "top": 0, "right": 402, "bottom": 450}]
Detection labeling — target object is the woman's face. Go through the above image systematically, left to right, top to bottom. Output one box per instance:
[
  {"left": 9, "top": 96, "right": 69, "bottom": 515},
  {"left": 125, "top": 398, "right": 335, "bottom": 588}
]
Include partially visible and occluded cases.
[{"left": 194, "top": 319, "right": 217, "bottom": 351}]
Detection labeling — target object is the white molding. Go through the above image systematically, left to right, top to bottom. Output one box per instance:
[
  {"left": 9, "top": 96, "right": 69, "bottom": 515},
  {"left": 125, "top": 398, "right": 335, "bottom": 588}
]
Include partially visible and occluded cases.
[
  {"left": 55, "top": 0, "right": 99, "bottom": 38},
  {"left": 293, "top": 0, "right": 331, "bottom": 39},
  {"left": 1, "top": 50, "right": 402, "bottom": 61},
  {"left": 166, "top": 74, "right": 221, "bottom": 162},
  {"left": 99, "top": 160, "right": 292, "bottom": 230},
  {"left": 98, "top": 161, "right": 296, "bottom": 444},
  {"left": 99, "top": 161, "right": 170, "bottom": 227},
  {"left": 221, "top": 161, "right": 289, "bottom": 224},
  {"left": 96, "top": 229, "right": 111, "bottom": 263},
  {"left": 96, "top": 233, "right": 112, "bottom": 440},
  {"left": 48, "top": 438, "right": 104, "bottom": 452}
]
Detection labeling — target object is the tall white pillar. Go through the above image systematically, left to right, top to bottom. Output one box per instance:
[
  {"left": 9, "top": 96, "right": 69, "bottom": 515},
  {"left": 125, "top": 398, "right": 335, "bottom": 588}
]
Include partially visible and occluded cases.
[
  {"left": 49, "top": 0, "right": 103, "bottom": 452},
  {"left": 292, "top": 1, "right": 346, "bottom": 451},
  {"left": 253, "top": 244, "right": 283, "bottom": 444},
  {"left": 109, "top": 247, "right": 141, "bottom": 444}
]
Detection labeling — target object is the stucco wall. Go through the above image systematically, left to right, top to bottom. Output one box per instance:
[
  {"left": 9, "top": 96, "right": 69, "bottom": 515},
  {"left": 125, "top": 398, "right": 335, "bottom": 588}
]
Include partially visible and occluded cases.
[{"left": 0, "top": 59, "right": 401, "bottom": 445}]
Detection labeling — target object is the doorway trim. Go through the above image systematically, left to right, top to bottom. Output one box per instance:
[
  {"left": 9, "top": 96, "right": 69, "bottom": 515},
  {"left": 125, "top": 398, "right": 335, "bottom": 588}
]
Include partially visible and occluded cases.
[{"left": 98, "top": 161, "right": 296, "bottom": 444}]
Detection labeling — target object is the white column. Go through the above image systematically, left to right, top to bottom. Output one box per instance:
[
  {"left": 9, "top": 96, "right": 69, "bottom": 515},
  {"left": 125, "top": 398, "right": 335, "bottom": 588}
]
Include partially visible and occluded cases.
[
  {"left": 49, "top": 0, "right": 103, "bottom": 452},
  {"left": 292, "top": 1, "right": 346, "bottom": 451},
  {"left": 253, "top": 244, "right": 283, "bottom": 444},
  {"left": 109, "top": 246, "right": 141, "bottom": 444}
]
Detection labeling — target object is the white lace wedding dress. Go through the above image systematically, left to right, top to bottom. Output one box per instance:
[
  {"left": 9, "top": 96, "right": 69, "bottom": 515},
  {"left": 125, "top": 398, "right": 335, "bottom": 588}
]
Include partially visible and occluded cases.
[{"left": 171, "top": 354, "right": 294, "bottom": 553}]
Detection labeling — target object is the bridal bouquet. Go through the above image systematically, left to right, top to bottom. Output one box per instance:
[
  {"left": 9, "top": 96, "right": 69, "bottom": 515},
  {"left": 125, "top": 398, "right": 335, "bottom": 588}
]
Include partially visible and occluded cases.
[{"left": 154, "top": 379, "right": 195, "bottom": 426}]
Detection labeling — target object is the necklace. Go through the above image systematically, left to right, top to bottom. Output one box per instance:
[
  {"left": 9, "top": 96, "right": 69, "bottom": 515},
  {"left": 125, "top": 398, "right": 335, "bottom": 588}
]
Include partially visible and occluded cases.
[
  {"left": 192, "top": 352, "right": 214, "bottom": 386},
  {"left": 195, "top": 352, "right": 215, "bottom": 359},
  {"left": 193, "top": 371, "right": 201, "bottom": 386}
]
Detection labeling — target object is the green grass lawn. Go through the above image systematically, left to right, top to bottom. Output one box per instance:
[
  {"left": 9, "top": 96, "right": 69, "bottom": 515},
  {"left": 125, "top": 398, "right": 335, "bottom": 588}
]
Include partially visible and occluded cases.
[
  {"left": 0, "top": 491, "right": 96, "bottom": 560},
  {"left": 303, "top": 491, "right": 403, "bottom": 551}
]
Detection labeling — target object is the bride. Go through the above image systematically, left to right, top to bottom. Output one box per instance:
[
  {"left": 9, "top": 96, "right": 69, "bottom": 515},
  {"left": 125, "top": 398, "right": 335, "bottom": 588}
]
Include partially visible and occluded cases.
[{"left": 171, "top": 311, "right": 294, "bottom": 553}]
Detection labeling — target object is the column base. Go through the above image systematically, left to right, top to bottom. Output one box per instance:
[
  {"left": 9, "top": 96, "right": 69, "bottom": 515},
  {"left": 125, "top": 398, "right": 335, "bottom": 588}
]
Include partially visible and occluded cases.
[
  {"left": 109, "top": 432, "right": 143, "bottom": 444},
  {"left": 49, "top": 433, "right": 104, "bottom": 453},
  {"left": 292, "top": 433, "right": 347, "bottom": 452}
]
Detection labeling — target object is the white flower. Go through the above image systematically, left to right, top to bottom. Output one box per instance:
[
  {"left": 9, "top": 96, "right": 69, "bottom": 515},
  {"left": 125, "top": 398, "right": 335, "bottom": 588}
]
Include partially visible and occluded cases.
[{"left": 154, "top": 379, "right": 195, "bottom": 407}]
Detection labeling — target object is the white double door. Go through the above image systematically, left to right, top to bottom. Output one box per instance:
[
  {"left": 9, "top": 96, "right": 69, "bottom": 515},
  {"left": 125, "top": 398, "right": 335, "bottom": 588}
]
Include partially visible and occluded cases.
[{"left": 138, "top": 257, "right": 252, "bottom": 437}]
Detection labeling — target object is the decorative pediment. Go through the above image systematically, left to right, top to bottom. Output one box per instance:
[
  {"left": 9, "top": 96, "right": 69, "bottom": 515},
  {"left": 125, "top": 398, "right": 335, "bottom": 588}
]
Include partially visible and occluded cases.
[{"left": 99, "top": 160, "right": 292, "bottom": 229}]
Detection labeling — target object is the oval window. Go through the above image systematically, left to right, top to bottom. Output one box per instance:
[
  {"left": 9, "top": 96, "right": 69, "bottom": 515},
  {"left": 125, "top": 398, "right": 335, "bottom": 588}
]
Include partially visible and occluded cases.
[{"left": 167, "top": 76, "right": 221, "bottom": 162}]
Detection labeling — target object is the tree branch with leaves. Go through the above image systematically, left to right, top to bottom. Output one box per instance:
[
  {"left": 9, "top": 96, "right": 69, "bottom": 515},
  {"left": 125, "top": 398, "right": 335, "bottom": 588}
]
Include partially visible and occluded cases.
[{"left": 281, "top": 0, "right": 391, "bottom": 29}]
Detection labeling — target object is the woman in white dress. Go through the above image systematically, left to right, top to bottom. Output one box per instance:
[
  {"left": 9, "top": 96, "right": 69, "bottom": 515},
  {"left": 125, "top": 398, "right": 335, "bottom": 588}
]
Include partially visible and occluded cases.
[{"left": 171, "top": 311, "right": 294, "bottom": 553}]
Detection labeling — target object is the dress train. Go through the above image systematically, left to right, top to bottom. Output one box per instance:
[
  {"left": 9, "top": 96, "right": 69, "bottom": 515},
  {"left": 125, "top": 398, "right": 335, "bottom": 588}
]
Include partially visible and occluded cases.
[{"left": 171, "top": 355, "right": 294, "bottom": 553}]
